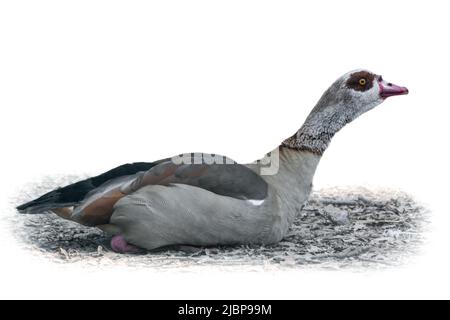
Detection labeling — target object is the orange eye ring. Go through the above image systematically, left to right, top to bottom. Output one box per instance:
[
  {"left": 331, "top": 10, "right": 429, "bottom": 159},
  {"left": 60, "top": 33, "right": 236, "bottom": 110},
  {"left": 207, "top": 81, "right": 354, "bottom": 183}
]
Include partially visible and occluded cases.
[{"left": 359, "top": 78, "right": 367, "bottom": 86}]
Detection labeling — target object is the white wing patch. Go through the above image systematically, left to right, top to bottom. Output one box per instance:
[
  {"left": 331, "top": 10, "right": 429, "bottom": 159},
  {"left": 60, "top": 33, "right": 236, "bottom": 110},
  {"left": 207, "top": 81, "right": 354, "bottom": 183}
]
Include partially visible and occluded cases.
[{"left": 247, "top": 199, "right": 265, "bottom": 206}]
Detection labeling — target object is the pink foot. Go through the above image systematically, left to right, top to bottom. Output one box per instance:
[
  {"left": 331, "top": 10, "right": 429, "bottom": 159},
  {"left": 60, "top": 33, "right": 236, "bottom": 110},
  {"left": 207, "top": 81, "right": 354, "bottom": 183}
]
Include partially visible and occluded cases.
[{"left": 111, "top": 235, "right": 142, "bottom": 254}]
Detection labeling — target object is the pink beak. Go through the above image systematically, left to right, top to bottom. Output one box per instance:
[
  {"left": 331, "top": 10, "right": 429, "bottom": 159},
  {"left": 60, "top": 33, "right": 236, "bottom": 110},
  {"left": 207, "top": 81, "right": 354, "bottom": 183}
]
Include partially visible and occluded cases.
[{"left": 379, "top": 78, "right": 409, "bottom": 99}]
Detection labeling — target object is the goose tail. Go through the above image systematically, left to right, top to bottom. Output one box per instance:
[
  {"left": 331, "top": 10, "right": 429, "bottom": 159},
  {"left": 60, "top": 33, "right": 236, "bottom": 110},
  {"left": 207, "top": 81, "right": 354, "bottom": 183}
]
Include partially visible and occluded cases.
[{"left": 16, "top": 188, "right": 76, "bottom": 214}]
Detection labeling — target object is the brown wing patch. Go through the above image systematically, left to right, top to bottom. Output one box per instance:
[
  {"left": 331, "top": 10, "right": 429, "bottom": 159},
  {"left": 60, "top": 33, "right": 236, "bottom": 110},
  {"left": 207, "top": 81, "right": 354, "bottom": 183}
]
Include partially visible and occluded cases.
[
  {"left": 346, "top": 71, "right": 376, "bottom": 92},
  {"left": 122, "top": 163, "right": 179, "bottom": 194},
  {"left": 184, "top": 165, "right": 209, "bottom": 178},
  {"left": 77, "top": 189, "right": 125, "bottom": 226},
  {"left": 52, "top": 207, "right": 74, "bottom": 220}
]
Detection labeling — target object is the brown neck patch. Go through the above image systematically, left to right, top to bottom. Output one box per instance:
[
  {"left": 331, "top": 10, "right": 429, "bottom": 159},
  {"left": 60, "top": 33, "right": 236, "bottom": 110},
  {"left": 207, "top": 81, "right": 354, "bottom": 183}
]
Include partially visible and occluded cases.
[{"left": 345, "top": 71, "right": 376, "bottom": 92}]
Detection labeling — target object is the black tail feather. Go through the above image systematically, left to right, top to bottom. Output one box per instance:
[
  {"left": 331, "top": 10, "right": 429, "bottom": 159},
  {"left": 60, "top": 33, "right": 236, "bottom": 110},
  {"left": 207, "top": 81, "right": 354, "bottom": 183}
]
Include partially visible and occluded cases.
[{"left": 16, "top": 189, "right": 76, "bottom": 214}]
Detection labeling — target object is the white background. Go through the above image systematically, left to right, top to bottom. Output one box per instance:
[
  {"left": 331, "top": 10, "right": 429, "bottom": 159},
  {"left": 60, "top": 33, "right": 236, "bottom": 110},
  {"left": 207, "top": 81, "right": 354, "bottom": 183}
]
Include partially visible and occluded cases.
[{"left": 0, "top": 0, "right": 449, "bottom": 299}]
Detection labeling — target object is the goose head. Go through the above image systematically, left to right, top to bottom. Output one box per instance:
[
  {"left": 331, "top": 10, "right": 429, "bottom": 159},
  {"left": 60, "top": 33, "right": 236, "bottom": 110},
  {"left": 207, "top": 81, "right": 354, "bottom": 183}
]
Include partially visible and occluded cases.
[
  {"left": 283, "top": 69, "right": 409, "bottom": 154},
  {"left": 313, "top": 69, "right": 409, "bottom": 123}
]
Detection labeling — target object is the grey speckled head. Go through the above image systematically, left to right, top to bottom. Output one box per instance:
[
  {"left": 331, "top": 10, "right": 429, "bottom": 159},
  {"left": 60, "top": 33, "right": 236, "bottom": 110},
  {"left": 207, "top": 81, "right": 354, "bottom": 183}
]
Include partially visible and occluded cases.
[{"left": 282, "top": 69, "right": 408, "bottom": 154}]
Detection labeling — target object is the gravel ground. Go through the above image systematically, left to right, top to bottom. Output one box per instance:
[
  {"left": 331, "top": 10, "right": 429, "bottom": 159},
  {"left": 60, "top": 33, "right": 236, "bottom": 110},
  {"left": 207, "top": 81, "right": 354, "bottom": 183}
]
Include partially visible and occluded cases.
[{"left": 9, "top": 175, "right": 429, "bottom": 270}]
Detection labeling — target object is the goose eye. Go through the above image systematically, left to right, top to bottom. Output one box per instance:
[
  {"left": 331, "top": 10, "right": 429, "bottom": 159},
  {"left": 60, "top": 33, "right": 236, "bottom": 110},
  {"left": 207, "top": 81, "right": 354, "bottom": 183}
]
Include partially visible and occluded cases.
[{"left": 359, "top": 78, "right": 367, "bottom": 86}]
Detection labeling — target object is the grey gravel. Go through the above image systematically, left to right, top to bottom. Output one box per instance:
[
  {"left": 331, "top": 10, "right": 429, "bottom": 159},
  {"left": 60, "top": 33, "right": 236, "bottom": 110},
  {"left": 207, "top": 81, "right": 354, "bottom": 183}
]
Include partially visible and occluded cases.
[
  {"left": 9, "top": 175, "right": 429, "bottom": 270},
  {"left": 321, "top": 205, "right": 350, "bottom": 225}
]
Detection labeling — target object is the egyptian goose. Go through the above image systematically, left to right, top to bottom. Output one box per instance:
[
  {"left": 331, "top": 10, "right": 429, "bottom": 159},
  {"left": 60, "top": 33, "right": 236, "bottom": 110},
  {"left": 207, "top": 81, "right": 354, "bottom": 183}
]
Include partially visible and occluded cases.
[{"left": 17, "top": 69, "right": 408, "bottom": 253}]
